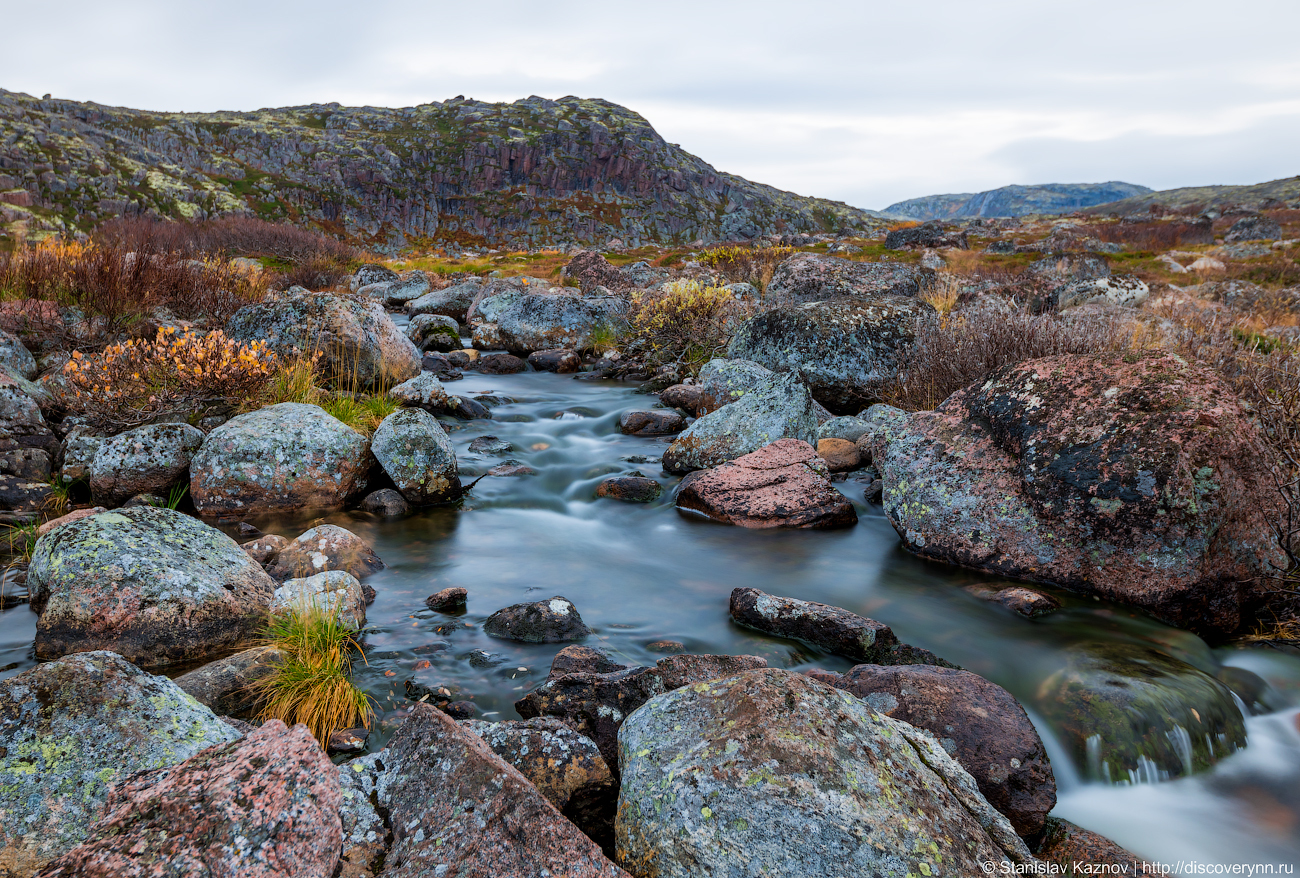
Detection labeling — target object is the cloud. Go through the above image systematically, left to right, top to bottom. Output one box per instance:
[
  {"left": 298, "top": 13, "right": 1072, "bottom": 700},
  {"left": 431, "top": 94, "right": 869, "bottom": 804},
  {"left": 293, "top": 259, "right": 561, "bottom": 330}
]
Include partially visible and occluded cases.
[{"left": 2, "top": 0, "right": 1297, "bottom": 209}]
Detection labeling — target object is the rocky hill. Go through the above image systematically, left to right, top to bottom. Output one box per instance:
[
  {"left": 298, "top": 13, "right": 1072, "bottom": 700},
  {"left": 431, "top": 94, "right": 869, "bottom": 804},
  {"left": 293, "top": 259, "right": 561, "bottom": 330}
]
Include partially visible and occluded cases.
[
  {"left": 0, "top": 90, "right": 885, "bottom": 251},
  {"left": 1081, "top": 175, "right": 1300, "bottom": 216},
  {"left": 884, "top": 182, "right": 1151, "bottom": 220}
]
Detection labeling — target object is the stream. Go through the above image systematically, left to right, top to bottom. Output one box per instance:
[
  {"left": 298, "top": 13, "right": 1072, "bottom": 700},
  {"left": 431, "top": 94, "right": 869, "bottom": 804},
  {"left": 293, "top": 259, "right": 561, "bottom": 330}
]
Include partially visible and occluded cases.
[{"left": 2, "top": 369, "right": 1298, "bottom": 867}]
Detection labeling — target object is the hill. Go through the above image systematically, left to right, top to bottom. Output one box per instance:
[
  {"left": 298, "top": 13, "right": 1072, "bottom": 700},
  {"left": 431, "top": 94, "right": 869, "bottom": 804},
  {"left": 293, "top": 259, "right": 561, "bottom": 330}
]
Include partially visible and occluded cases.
[
  {"left": 0, "top": 90, "right": 885, "bottom": 250},
  {"left": 1081, "top": 176, "right": 1300, "bottom": 215},
  {"left": 883, "top": 182, "right": 1152, "bottom": 220}
]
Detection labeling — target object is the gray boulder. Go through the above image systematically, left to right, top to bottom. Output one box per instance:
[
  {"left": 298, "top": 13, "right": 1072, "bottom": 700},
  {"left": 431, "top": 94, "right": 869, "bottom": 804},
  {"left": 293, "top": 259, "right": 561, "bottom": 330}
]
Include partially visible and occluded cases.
[
  {"left": 1225, "top": 214, "right": 1282, "bottom": 243},
  {"left": 1027, "top": 252, "right": 1111, "bottom": 281},
  {"left": 765, "top": 253, "right": 932, "bottom": 306},
  {"left": 350, "top": 263, "right": 398, "bottom": 291},
  {"left": 383, "top": 270, "right": 432, "bottom": 305},
  {"left": 1054, "top": 275, "right": 1149, "bottom": 310},
  {"left": 407, "top": 279, "right": 482, "bottom": 324},
  {"left": 226, "top": 292, "right": 419, "bottom": 390},
  {"left": 497, "top": 293, "right": 621, "bottom": 355},
  {"left": 726, "top": 295, "right": 933, "bottom": 413},
  {"left": 406, "top": 313, "right": 462, "bottom": 352},
  {"left": 471, "top": 321, "right": 504, "bottom": 350},
  {"left": 0, "top": 329, "right": 36, "bottom": 380},
  {"left": 694, "top": 358, "right": 774, "bottom": 414},
  {"left": 389, "top": 371, "right": 451, "bottom": 411},
  {"left": 662, "top": 371, "right": 817, "bottom": 474},
  {"left": 0, "top": 385, "right": 56, "bottom": 454},
  {"left": 190, "top": 403, "right": 371, "bottom": 517},
  {"left": 370, "top": 407, "right": 460, "bottom": 504},
  {"left": 817, "top": 415, "right": 872, "bottom": 443},
  {"left": 88, "top": 422, "right": 204, "bottom": 507},
  {"left": 59, "top": 427, "right": 104, "bottom": 483},
  {"left": 27, "top": 506, "right": 276, "bottom": 668},
  {"left": 266, "top": 524, "right": 385, "bottom": 582},
  {"left": 272, "top": 570, "right": 367, "bottom": 629},
  {"left": 484, "top": 595, "right": 591, "bottom": 643},
  {"left": 174, "top": 645, "right": 284, "bottom": 719},
  {"left": 0, "top": 651, "right": 239, "bottom": 873},
  {"left": 615, "top": 668, "right": 1033, "bottom": 876}
]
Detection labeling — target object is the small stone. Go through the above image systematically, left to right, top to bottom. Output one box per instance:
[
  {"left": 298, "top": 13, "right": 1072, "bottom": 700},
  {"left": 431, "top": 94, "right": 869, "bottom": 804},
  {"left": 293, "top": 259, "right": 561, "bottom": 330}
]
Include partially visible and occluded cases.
[
  {"left": 527, "top": 349, "right": 582, "bottom": 373},
  {"left": 475, "top": 352, "right": 527, "bottom": 374},
  {"left": 618, "top": 410, "right": 686, "bottom": 436},
  {"left": 468, "top": 435, "right": 512, "bottom": 454},
  {"left": 816, "top": 437, "right": 862, "bottom": 471},
  {"left": 488, "top": 461, "right": 536, "bottom": 477},
  {"left": 594, "top": 476, "right": 662, "bottom": 503},
  {"left": 359, "top": 488, "right": 410, "bottom": 517},
  {"left": 267, "top": 524, "right": 384, "bottom": 582},
  {"left": 241, "top": 533, "right": 289, "bottom": 566},
  {"left": 272, "top": 570, "right": 367, "bottom": 629},
  {"left": 966, "top": 585, "right": 1061, "bottom": 618},
  {"left": 426, "top": 587, "right": 468, "bottom": 612},
  {"left": 484, "top": 595, "right": 592, "bottom": 643},
  {"left": 646, "top": 640, "right": 684, "bottom": 653},
  {"left": 442, "top": 700, "right": 477, "bottom": 719},
  {"left": 327, "top": 726, "right": 369, "bottom": 754}
]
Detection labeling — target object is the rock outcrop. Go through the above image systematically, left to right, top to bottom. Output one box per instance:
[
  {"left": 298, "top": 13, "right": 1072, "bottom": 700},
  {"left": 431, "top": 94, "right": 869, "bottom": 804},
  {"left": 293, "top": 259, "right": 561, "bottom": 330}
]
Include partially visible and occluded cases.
[{"left": 763, "top": 253, "right": 932, "bottom": 306}]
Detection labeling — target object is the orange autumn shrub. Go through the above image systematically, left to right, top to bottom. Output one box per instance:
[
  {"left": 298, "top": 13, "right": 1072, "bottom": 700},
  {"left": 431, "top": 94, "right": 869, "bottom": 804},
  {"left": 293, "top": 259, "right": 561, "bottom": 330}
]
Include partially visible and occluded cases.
[{"left": 59, "top": 327, "right": 277, "bottom": 431}]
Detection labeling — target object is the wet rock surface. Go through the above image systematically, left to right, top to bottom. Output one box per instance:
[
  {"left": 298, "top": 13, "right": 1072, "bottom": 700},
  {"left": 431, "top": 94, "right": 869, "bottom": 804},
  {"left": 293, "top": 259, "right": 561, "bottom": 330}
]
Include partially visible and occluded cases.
[
  {"left": 527, "top": 348, "right": 581, "bottom": 373},
  {"left": 474, "top": 351, "right": 527, "bottom": 374},
  {"left": 370, "top": 408, "right": 461, "bottom": 504},
  {"left": 617, "top": 409, "right": 685, "bottom": 435},
  {"left": 675, "top": 438, "right": 857, "bottom": 528},
  {"left": 595, "top": 476, "right": 662, "bottom": 503},
  {"left": 359, "top": 488, "right": 410, "bottom": 517},
  {"left": 28, "top": 506, "right": 275, "bottom": 668},
  {"left": 267, "top": 524, "right": 385, "bottom": 582},
  {"left": 425, "top": 586, "right": 468, "bottom": 611},
  {"left": 484, "top": 595, "right": 592, "bottom": 643},
  {"left": 174, "top": 645, "right": 284, "bottom": 719},
  {"left": 615, "top": 668, "right": 1032, "bottom": 877},
  {"left": 1035, "top": 817, "right": 1153, "bottom": 871}
]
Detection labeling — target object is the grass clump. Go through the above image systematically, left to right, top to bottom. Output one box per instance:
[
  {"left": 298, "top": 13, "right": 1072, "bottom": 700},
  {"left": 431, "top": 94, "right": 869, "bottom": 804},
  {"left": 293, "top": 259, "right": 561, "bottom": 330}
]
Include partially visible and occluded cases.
[
  {"left": 625, "top": 279, "right": 752, "bottom": 373},
  {"left": 320, "top": 393, "right": 400, "bottom": 436},
  {"left": 252, "top": 603, "right": 374, "bottom": 747}
]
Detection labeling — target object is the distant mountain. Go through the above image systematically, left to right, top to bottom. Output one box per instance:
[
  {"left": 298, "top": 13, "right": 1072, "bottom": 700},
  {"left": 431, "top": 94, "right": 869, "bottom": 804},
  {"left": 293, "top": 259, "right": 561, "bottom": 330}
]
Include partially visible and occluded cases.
[
  {"left": 0, "top": 90, "right": 885, "bottom": 250},
  {"left": 1081, "top": 176, "right": 1300, "bottom": 215},
  {"left": 883, "top": 182, "right": 1153, "bottom": 220}
]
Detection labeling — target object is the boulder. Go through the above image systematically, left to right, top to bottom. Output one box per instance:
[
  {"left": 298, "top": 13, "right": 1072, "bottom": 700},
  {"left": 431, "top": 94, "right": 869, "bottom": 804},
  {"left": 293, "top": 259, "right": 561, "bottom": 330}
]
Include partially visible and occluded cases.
[
  {"left": 1225, "top": 214, "right": 1282, "bottom": 243},
  {"left": 885, "top": 221, "right": 970, "bottom": 250},
  {"left": 561, "top": 249, "right": 630, "bottom": 292},
  {"left": 764, "top": 252, "right": 932, "bottom": 306},
  {"left": 1027, "top": 252, "right": 1110, "bottom": 282},
  {"left": 350, "top": 263, "right": 399, "bottom": 291},
  {"left": 382, "top": 270, "right": 432, "bottom": 306},
  {"left": 1054, "top": 275, "right": 1149, "bottom": 310},
  {"left": 407, "top": 279, "right": 482, "bottom": 324},
  {"left": 226, "top": 292, "right": 419, "bottom": 389},
  {"left": 496, "top": 293, "right": 621, "bottom": 354},
  {"left": 726, "top": 296, "right": 932, "bottom": 412},
  {"left": 406, "top": 313, "right": 461, "bottom": 352},
  {"left": 471, "top": 321, "right": 504, "bottom": 350},
  {"left": 0, "top": 329, "right": 36, "bottom": 380},
  {"left": 527, "top": 348, "right": 581, "bottom": 373},
  {"left": 420, "top": 351, "right": 463, "bottom": 381},
  {"left": 872, "top": 351, "right": 1285, "bottom": 637},
  {"left": 475, "top": 352, "right": 527, "bottom": 374},
  {"left": 693, "top": 357, "right": 774, "bottom": 415},
  {"left": 389, "top": 371, "right": 451, "bottom": 411},
  {"left": 662, "top": 371, "right": 817, "bottom": 474},
  {"left": 658, "top": 383, "right": 703, "bottom": 413},
  {"left": 0, "top": 386, "right": 56, "bottom": 454},
  {"left": 190, "top": 403, "right": 371, "bottom": 517},
  {"left": 370, "top": 407, "right": 460, "bottom": 504},
  {"left": 618, "top": 409, "right": 685, "bottom": 435},
  {"left": 817, "top": 414, "right": 872, "bottom": 443},
  {"left": 88, "top": 423, "right": 204, "bottom": 508},
  {"left": 58, "top": 428, "right": 103, "bottom": 483},
  {"left": 816, "top": 437, "right": 860, "bottom": 471},
  {"left": 676, "top": 439, "right": 857, "bottom": 529},
  {"left": 0, "top": 446, "right": 50, "bottom": 481},
  {"left": 0, "top": 475, "right": 51, "bottom": 514},
  {"left": 595, "top": 476, "right": 662, "bottom": 503},
  {"left": 360, "top": 487, "right": 410, "bottom": 516},
  {"left": 27, "top": 506, "right": 275, "bottom": 668},
  {"left": 266, "top": 524, "right": 384, "bottom": 582},
  {"left": 241, "top": 533, "right": 288, "bottom": 565},
  {"left": 272, "top": 570, "right": 367, "bottom": 629},
  {"left": 425, "top": 586, "right": 467, "bottom": 611},
  {"left": 729, "top": 587, "right": 956, "bottom": 667},
  {"left": 484, "top": 595, "right": 591, "bottom": 643},
  {"left": 1032, "top": 642, "right": 1246, "bottom": 782},
  {"left": 174, "top": 645, "right": 284, "bottom": 719},
  {"left": 0, "top": 651, "right": 239, "bottom": 873},
  {"left": 515, "top": 653, "right": 768, "bottom": 773},
  {"left": 821, "top": 663, "right": 1056, "bottom": 838},
  {"left": 615, "top": 669, "right": 1033, "bottom": 877},
  {"left": 371, "top": 704, "right": 630, "bottom": 877},
  {"left": 462, "top": 717, "right": 616, "bottom": 814},
  {"left": 40, "top": 721, "right": 341, "bottom": 878}
]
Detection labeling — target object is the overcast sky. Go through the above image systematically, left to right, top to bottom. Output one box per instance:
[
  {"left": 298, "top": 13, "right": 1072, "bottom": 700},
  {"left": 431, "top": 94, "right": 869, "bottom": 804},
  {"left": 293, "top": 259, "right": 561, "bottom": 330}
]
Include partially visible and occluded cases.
[{"left": 3, "top": 0, "right": 1297, "bottom": 210}]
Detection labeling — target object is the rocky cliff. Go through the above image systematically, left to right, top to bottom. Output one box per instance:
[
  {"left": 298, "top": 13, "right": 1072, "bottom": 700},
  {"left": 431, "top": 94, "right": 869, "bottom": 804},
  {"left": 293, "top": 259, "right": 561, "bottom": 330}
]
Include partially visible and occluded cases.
[
  {"left": 0, "top": 90, "right": 884, "bottom": 250},
  {"left": 884, "top": 182, "right": 1152, "bottom": 220}
]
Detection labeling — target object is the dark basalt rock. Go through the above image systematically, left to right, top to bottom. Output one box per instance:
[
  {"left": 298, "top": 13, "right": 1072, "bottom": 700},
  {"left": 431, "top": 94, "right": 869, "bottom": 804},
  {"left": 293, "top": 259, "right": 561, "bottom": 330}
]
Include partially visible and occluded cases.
[
  {"left": 884, "top": 221, "right": 970, "bottom": 250},
  {"left": 527, "top": 348, "right": 582, "bottom": 373},
  {"left": 358, "top": 487, "right": 410, "bottom": 517},
  {"left": 425, "top": 586, "right": 468, "bottom": 612},
  {"left": 483, "top": 595, "right": 592, "bottom": 643}
]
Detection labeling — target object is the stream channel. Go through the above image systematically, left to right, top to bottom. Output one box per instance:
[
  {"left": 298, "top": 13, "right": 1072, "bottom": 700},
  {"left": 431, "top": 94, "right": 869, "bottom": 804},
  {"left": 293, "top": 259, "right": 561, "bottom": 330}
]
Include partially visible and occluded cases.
[{"left": 2, "top": 369, "right": 1299, "bottom": 867}]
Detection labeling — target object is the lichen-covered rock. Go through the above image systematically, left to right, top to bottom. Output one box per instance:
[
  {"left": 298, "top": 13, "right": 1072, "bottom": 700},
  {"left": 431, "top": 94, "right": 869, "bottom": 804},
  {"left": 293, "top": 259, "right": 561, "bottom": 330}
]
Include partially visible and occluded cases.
[
  {"left": 1224, "top": 214, "right": 1282, "bottom": 243},
  {"left": 885, "top": 221, "right": 970, "bottom": 250},
  {"left": 562, "top": 250, "right": 631, "bottom": 293},
  {"left": 1027, "top": 252, "right": 1110, "bottom": 281},
  {"left": 764, "top": 253, "right": 932, "bottom": 306},
  {"left": 350, "top": 264, "right": 399, "bottom": 291},
  {"left": 382, "top": 270, "right": 432, "bottom": 306},
  {"left": 1054, "top": 275, "right": 1149, "bottom": 310},
  {"left": 407, "top": 279, "right": 482, "bottom": 324},
  {"left": 227, "top": 292, "right": 418, "bottom": 389},
  {"left": 496, "top": 293, "right": 621, "bottom": 355},
  {"left": 726, "top": 296, "right": 933, "bottom": 412},
  {"left": 405, "top": 313, "right": 461, "bottom": 353},
  {"left": 0, "top": 329, "right": 36, "bottom": 380},
  {"left": 527, "top": 349, "right": 581, "bottom": 373},
  {"left": 474, "top": 352, "right": 527, "bottom": 374},
  {"left": 872, "top": 352, "right": 1285, "bottom": 637},
  {"left": 693, "top": 357, "right": 774, "bottom": 414},
  {"left": 388, "top": 371, "right": 451, "bottom": 412},
  {"left": 662, "top": 371, "right": 817, "bottom": 474},
  {"left": 0, "top": 386, "right": 56, "bottom": 454},
  {"left": 190, "top": 403, "right": 371, "bottom": 517},
  {"left": 370, "top": 408, "right": 460, "bottom": 505},
  {"left": 817, "top": 415, "right": 872, "bottom": 443},
  {"left": 88, "top": 423, "right": 204, "bottom": 508},
  {"left": 58, "top": 428, "right": 103, "bottom": 483},
  {"left": 676, "top": 439, "right": 857, "bottom": 529},
  {"left": 27, "top": 506, "right": 276, "bottom": 668},
  {"left": 37, "top": 506, "right": 107, "bottom": 536},
  {"left": 266, "top": 524, "right": 384, "bottom": 582},
  {"left": 241, "top": 533, "right": 288, "bottom": 566},
  {"left": 273, "top": 570, "right": 367, "bottom": 628},
  {"left": 729, "top": 587, "right": 955, "bottom": 667},
  {"left": 484, "top": 595, "right": 591, "bottom": 643},
  {"left": 1032, "top": 642, "right": 1245, "bottom": 782},
  {"left": 174, "top": 645, "right": 284, "bottom": 719},
  {"left": 0, "top": 651, "right": 239, "bottom": 873},
  {"left": 515, "top": 653, "right": 768, "bottom": 773},
  {"left": 820, "top": 663, "right": 1056, "bottom": 838},
  {"left": 615, "top": 669, "right": 1033, "bottom": 877},
  {"left": 372, "top": 704, "right": 630, "bottom": 878},
  {"left": 462, "top": 717, "right": 616, "bottom": 813},
  {"left": 40, "top": 721, "right": 342, "bottom": 878},
  {"left": 335, "top": 753, "right": 387, "bottom": 878}
]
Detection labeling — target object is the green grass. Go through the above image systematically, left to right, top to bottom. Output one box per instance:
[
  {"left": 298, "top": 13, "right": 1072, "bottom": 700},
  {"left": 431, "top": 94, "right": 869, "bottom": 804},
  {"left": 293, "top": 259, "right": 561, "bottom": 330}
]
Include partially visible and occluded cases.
[
  {"left": 320, "top": 393, "right": 401, "bottom": 436},
  {"left": 1, "top": 523, "right": 38, "bottom": 562},
  {"left": 251, "top": 603, "right": 374, "bottom": 747}
]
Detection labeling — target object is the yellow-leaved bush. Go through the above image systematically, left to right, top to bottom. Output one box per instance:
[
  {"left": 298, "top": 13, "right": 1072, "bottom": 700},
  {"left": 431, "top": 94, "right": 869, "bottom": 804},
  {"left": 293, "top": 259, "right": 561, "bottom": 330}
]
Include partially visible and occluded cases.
[
  {"left": 626, "top": 280, "right": 753, "bottom": 372},
  {"left": 60, "top": 327, "right": 277, "bottom": 431}
]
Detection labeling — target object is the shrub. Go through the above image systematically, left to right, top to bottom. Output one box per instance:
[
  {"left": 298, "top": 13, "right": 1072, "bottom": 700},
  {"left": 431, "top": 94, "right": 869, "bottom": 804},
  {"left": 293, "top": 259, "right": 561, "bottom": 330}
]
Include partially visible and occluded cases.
[
  {"left": 95, "top": 215, "right": 361, "bottom": 265},
  {"left": 698, "top": 244, "right": 794, "bottom": 293},
  {"left": 625, "top": 280, "right": 752, "bottom": 372},
  {"left": 59, "top": 327, "right": 277, "bottom": 431},
  {"left": 251, "top": 603, "right": 374, "bottom": 746}
]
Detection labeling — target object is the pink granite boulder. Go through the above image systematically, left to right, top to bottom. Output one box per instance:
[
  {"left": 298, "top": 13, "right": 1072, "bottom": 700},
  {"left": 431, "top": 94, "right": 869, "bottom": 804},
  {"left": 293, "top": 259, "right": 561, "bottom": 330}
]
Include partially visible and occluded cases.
[{"left": 675, "top": 438, "right": 857, "bottom": 529}]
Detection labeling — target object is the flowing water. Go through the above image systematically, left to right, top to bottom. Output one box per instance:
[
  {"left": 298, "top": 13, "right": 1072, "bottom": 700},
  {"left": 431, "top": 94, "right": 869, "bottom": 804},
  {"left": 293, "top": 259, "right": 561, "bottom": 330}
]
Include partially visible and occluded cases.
[{"left": 2, "top": 369, "right": 1299, "bottom": 868}]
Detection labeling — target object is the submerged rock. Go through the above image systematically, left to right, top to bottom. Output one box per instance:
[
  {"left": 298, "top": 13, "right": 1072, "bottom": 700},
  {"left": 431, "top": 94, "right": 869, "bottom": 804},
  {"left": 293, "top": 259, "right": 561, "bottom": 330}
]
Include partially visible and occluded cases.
[
  {"left": 872, "top": 352, "right": 1284, "bottom": 638},
  {"left": 370, "top": 407, "right": 460, "bottom": 505},
  {"left": 88, "top": 422, "right": 204, "bottom": 508},
  {"left": 676, "top": 439, "right": 857, "bottom": 529},
  {"left": 28, "top": 506, "right": 275, "bottom": 668},
  {"left": 266, "top": 524, "right": 384, "bottom": 582},
  {"left": 484, "top": 595, "right": 592, "bottom": 643},
  {"left": 0, "top": 651, "right": 239, "bottom": 872},
  {"left": 616, "top": 668, "right": 1032, "bottom": 877},
  {"left": 41, "top": 721, "right": 341, "bottom": 878},
  {"left": 1035, "top": 817, "right": 1153, "bottom": 871}
]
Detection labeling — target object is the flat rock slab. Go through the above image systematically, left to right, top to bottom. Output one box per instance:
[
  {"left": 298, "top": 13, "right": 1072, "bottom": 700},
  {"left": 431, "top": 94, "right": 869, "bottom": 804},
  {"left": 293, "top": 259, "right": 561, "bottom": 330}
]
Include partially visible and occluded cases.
[{"left": 676, "top": 439, "right": 857, "bottom": 529}]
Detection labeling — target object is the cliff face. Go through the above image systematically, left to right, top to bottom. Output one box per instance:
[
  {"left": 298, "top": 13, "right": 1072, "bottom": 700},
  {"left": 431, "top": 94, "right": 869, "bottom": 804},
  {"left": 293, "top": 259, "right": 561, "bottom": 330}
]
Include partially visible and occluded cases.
[
  {"left": 0, "top": 90, "right": 883, "bottom": 250},
  {"left": 884, "top": 182, "right": 1152, "bottom": 220}
]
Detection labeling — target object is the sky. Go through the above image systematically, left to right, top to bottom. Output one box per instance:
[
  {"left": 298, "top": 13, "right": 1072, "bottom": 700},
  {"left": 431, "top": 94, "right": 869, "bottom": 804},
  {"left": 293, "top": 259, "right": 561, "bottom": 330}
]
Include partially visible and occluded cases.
[{"left": 2, "top": 0, "right": 1298, "bottom": 210}]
